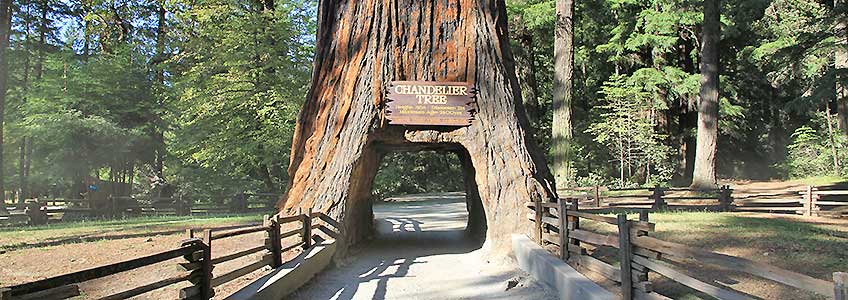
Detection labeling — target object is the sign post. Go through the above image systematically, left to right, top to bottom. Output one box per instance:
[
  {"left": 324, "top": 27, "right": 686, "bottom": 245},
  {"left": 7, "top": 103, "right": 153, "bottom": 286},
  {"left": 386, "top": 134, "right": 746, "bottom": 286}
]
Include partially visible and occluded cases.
[{"left": 385, "top": 81, "right": 475, "bottom": 126}]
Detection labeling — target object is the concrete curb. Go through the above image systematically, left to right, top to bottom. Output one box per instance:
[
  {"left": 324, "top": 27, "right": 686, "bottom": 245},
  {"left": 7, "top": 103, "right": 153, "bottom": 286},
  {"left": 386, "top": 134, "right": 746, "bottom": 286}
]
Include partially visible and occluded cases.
[
  {"left": 512, "top": 234, "right": 616, "bottom": 300},
  {"left": 225, "top": 240, "right": 337, "bottom": 300}
]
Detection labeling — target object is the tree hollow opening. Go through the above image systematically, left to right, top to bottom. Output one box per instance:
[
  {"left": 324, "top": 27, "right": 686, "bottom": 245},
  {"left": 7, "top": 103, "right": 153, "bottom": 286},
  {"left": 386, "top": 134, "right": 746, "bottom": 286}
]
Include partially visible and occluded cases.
[{"left": 352, "top": 145, "right": 487, "bottom": 251}]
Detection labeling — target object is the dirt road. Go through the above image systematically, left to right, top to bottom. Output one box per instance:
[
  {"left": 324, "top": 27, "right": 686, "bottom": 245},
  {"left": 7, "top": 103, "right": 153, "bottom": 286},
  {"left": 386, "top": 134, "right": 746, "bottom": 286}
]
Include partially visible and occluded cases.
[{"left": 285, "top": 194, "right": 556, "bottom": 300}]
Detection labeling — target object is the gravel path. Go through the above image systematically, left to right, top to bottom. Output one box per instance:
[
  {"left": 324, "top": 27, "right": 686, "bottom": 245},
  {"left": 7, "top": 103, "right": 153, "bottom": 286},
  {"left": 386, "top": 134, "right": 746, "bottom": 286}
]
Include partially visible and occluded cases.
[{"left": 284, "top": 194, "right": 556, "bottom": 300}]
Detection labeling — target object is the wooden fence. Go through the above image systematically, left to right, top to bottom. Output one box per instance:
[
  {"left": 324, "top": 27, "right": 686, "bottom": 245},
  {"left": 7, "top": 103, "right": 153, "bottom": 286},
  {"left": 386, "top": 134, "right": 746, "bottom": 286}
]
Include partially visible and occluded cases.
[
  {"left": 562, "top": 185, "right": 848, "bottom": 218},
  {"left": 561, "top": 186, "right": 733, "bottom": 211},
  {"left": 3, "top": 194, "right": 281, "bottom": 225},
  {"left": 527, "top": 199, "right": 847, "bottom": 300},
  {"left": 0, "top": 208, "right": 338, "bottom": 300}
]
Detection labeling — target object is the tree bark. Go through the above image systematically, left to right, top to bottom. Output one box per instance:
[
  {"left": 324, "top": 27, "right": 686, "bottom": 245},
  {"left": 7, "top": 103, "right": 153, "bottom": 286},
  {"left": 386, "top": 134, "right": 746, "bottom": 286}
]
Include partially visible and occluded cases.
[
  {"left": 0, "top": 0, "right": 11, "bottom": 208},
  {"left": 278, "top": 0, "right": 556, "bottom": 259},
  {"left": 552, "top": 0, "right": 574, "bottom": 189},
  {"left": 691, "top": 0, "right": 720, "bottom": 189},
  {"left": 836, "top": 0, "right": 848, "bottom": 136},
  {"left": 511, "top": 13, "right": 540, "bottom": 127}
]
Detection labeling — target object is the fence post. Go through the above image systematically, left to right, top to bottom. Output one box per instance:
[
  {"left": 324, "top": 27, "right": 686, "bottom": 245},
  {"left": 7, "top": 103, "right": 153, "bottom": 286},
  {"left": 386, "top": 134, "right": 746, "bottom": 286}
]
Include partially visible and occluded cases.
[
  {"left": 594, "top": 186, "right": 602, "bottom": 208},
  {"left": 718, "top": 186, "right": 732, "bottom": 212},
  {"left": 805, "top": 186, "right": 814, "bottom": 217},
  {"left": 651, "top": 187, "right": 665, "bottom": 210},
  {"left": 811, "top": 188, "right": 820, "bottom": 217},
  {"left": 558, "top": 199, "right": 569, "bottom": 261},
  {"left": 534, "top": 200, "right": 543, "bottom": 244},
  {"left": 568, "top": 200, "right": 581, "bottom": 253},
  {"left": 302, "top": 207, "right": 312, "bottom": 249},
  {"left": 636, "top": 210, "right": 650, "bottom": 238},
  {"left": 639, "top": 210, "right": 649, "bottom": 222},
  {"left": 617, "top": 214, "right": 633, "bottom": 300},
  {"left": 265, "top": 215, "right": 283, "bottom": 268},
  {"left": 200, "top": 229, "right": 213, "bottom": 300},
  {"left": 180, "top": 230, "right": 212, "bottom": 300},
  {"left": 835, "top": 272, "right": 848, "bottom": 300}
]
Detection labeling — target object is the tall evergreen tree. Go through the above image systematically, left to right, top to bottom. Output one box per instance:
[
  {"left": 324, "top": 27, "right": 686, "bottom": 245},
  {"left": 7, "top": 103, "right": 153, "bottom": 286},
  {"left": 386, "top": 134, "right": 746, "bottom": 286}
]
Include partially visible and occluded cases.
[
  {"left": 0, "top": 0, "right": 10, "bottom": 205},
  {"left": 552, "top": 0, "right": 574, "bottom": 188},
  {"left": 691, "top": 0, "right": 721, "bottom": 189}
]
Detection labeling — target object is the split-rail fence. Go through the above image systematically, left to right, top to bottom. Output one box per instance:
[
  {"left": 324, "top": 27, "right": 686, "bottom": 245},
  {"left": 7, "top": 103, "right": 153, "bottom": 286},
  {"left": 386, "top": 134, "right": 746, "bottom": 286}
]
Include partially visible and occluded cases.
[
  {"left": 561, "top": 185, "right": 848, "bottom": 218},
  {"left": 527, "top": 199, "right": 848, "bottom": 300},
  {"left": 0, "top": 208, "right": 339, "bottom": 300}
]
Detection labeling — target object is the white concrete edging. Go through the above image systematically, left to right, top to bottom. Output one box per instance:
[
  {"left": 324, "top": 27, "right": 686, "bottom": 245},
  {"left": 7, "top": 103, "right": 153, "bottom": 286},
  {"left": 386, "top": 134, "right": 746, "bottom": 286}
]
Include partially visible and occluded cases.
[
  {"left": 512, "top": 234, "right": 616, "bottom": 300},
  {"left": 225, "top": 240, "right": 337, "bottom": 300}
]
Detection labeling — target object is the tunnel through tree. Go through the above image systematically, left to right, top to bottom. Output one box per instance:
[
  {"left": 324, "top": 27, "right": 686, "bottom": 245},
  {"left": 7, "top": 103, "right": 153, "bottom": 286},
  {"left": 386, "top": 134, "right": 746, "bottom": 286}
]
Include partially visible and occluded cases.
[{"left": 278, "top": 0, "right": 557, "bottom": 259}]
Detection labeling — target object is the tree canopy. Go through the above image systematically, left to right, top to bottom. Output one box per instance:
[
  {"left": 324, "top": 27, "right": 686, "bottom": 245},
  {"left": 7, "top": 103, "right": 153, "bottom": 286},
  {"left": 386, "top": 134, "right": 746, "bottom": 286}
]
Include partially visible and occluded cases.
[{"left": 0, "top": 0, "right": 845, "bottom": 203}]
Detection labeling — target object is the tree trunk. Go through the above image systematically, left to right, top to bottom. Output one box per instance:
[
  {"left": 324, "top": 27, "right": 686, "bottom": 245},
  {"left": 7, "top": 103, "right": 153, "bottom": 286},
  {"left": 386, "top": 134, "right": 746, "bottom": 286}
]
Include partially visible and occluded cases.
[
  {"left": 0, "top": 0, "right": 11, "bottom": 208},
  {"left": 34, "top": 0, "right": 46, "bottom": 80},
  {"left": 278, "top": 0, "right": 556, "bottom": 259},
  {"left": 552, "top": 0, "right": 575, "bottom": 189},
  {"left": 691, "top": 0, "right": 720, "bottom": 189},
  {"left": 836, "top": 0, "right": 848, "bottom": 136},
  {"left": 153, "top": 3, "right": 167, "bottom": 190},
  {"left": 512, "top": 13, "right": 540, "bottom": 127},
  {"left": 83, "top": 19, "right": 90, "bottom": 62},
  {"left": 675, "top": 33, "right": 698, "bottom": 183},
  {"left": 825, "top": 106, "right": 841, "bottom": 176},
  {"left": 18, "top": 138, "right": 26, "bottom": 204},
  {"left": 258, "top": 164, "right": 277, "bottom": 193}
]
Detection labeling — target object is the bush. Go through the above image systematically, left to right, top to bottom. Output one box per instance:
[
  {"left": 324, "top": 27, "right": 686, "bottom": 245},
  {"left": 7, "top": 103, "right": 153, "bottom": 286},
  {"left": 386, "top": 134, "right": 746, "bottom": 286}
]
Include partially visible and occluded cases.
[{"left": 779, "top": 113, "right": 847, "bottom": 178}]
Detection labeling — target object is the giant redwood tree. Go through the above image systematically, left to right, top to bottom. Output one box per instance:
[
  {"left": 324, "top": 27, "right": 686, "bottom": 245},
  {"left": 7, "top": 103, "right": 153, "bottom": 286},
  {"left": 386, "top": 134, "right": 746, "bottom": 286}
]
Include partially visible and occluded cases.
[{"left": 278, "top": 0, "right": 557, "bottom": 258}]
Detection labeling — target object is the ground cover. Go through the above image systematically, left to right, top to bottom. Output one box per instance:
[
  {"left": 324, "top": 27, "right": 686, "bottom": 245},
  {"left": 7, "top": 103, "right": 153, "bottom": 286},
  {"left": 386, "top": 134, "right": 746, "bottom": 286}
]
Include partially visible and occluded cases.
[
  {"left": 0, "top": 214, "right": 278, "bottom": 299},
  {"left": 0, "top": 214, "right": 264, "bottom": 250}
]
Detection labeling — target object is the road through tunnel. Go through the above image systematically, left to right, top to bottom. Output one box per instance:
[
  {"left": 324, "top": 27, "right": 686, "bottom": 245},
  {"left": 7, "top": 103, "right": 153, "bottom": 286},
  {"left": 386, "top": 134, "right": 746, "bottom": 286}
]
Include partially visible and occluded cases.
[{"left": 342, "top": 143, "right": 488, "bottom": 253}]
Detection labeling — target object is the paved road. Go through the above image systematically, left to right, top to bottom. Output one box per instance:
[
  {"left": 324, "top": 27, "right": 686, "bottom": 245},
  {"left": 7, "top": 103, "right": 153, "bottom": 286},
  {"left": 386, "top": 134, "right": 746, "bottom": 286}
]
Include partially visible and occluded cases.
[{"left": 284, "top": 194, "right": 556, "bottom": 300}]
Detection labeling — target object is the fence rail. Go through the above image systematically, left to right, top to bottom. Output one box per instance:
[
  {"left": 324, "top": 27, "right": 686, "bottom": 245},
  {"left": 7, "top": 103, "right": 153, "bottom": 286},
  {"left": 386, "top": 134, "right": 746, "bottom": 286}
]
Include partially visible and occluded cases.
[
  {"left": 560, "top": 185, "right": 848, "bottom": 218},
  {"left": 2, "top": 194, "right": 283, "bottom": 225},
  {"left": 526, "top": 198, "right": 847, "bottom": 300},
  {"left": 0, "top": 209, "right": 339, "bottom": 300}
]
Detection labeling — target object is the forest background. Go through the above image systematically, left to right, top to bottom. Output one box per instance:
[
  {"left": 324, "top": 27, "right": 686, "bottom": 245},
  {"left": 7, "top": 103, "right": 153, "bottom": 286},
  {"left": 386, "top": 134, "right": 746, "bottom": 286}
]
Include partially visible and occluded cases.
[{"left": 0, "top": 0, "right": 845, "bottom": 203}]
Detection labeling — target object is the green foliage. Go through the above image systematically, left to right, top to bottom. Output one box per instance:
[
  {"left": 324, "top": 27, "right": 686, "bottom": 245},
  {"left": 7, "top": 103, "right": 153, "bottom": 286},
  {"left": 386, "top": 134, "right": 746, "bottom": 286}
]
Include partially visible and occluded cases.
[
  {"left": 2, "top": 0, "right": 848, "bottom": 202},
  {"left": 167, "top": 0, "right": 316, "bottom": 196},
  {"left": 586, "top": 75, "right": 673, "bottom": 187},
  {"left": 21, "top": 110, "right": 143, "bottom": 183},
  {"left": 779, "top": 113, "right": 847, "bottom": 178},
  {"left": 372, "top": 152, "right": 465, "bottom": 200}
]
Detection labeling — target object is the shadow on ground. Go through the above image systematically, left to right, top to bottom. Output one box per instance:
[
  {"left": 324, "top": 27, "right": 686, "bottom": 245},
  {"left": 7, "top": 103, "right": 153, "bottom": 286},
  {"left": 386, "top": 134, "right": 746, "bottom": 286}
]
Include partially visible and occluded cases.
[{"left": 283, "top": 195, "right": 556, "bottom": 300}]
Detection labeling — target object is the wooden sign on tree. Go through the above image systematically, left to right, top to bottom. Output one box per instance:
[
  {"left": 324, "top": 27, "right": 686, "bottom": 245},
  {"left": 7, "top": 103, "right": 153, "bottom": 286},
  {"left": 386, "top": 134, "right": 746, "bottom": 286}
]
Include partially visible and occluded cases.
[
  {"left": 278, "top": 0, "right": 557, "bottom": 258},
  {"left": 385, "top": 81, "right": 476, "bottom": 126}
]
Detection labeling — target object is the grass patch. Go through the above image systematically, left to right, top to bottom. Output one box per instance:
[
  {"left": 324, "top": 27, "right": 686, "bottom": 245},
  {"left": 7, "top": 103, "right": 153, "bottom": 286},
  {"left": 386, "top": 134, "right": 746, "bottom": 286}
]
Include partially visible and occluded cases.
[
  {"left": 791, "top": 175, "right": 848, "bottom": 186},
  {"left": 579, "top": 211, "right": 847, "bottom": 299},
  {"left": 585, "top": 211, "right": 847, "bottom": 276},
  {"left": 0, "top": 214, "right": 265, "bottom": 247}
]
